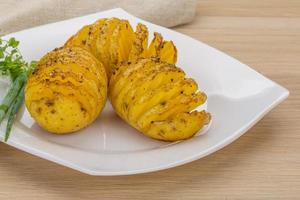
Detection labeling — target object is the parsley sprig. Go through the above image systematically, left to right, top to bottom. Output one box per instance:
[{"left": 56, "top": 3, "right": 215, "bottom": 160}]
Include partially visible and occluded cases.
[{"left": 0, "top": 37, "right": 36, "bottom": 142}]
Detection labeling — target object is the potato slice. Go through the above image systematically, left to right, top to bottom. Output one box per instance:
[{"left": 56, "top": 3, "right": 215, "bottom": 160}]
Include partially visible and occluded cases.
[
  {"left": 96, "top": 18, "right": 122, "bottom": 77},
  {"left": 86, "top": 19, "right": 107, "bottom": 56},
  {"left": 110, "top": 20, "right": 134, "bottom": 69},
  {"left": 128, "top": 23, "right": 148, "bottom": 62},
  {"left": 64, "top": 25, "right": 92, "bottom": 50},
  {"left": 143, "top": 32, "right": 163, "bottom": 58},
  {"left": 159, "top": 41, "right": 177, "bottom": 64},
  {"left": 137, "top": 92, "right": 207, "bottom": 129},
  {"left": 143, "top": 111, "right": 211, "bottom": 141}
]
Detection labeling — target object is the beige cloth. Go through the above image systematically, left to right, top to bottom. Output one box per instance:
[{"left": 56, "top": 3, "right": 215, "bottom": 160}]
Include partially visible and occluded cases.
[{"left": 0, "top": 0, "right": 197, "bottom": 35}]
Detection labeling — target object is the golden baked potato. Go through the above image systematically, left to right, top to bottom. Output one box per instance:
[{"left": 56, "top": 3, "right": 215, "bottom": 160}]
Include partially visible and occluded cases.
[
  {"left": 25, "top": 46, "right": 107, "bottom": 134},
  {"left": 109, "top": 58, "right": 211, "bottom": 141}
]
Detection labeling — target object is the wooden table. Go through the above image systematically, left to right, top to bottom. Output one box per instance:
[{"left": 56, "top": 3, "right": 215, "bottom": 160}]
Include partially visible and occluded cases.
[{"left": 0, "top": 1, "right": 299, "bottom": 199}]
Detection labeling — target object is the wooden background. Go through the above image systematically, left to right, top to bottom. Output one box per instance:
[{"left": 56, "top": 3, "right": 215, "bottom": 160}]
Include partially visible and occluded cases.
[{"left": 0, "top": 0, "right": 299, "bottom": 199}]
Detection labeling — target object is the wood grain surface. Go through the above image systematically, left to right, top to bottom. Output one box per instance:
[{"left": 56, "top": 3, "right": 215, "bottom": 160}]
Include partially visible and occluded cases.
[{"left": 0, "top": 0, "right": 299, "bottom": 199}]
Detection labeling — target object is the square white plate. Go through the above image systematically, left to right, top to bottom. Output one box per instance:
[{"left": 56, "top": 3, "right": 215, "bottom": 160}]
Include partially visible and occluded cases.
[{"left": 0, "top": 8, "right": 289, "bottom": 175}]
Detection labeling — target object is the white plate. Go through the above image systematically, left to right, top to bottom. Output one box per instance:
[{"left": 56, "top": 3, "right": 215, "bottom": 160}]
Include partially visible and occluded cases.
[{"left": 0, "top": 8, "right": 289, "bottom": 175}]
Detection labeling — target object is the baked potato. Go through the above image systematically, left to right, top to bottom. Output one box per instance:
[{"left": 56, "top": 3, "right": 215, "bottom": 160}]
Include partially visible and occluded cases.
[
  {"left": 25, "top": 46, "right": 107, "bottom": 134},
  {"left": 109, "top": 58, "right": 210, "bottom": 141}
]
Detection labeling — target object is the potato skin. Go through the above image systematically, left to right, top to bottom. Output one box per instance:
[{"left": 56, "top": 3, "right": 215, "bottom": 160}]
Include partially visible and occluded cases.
[
  {"left": 64, "top": 25, "right": 93, "bottom": 51},
  {"left": 25, "top": 47, "right": 107, "bottom": 134},
  {"left": 109, "top": 58, "right": 211, "bottom": 141},
  {"left": 29, "top": 93, "right": 91, "bottom": 133}
]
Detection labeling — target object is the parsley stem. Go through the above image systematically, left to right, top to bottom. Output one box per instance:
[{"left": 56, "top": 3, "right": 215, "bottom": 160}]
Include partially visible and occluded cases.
[
  {"left": 0, "top": 73, "right": 26, "bottom": 124},
  {"left": 4, "top": 83, "right": 25, "bottom": 142}
]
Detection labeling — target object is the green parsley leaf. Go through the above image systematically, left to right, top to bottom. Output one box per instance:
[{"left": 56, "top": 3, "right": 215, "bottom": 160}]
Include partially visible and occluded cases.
[{"left": 8, "top": 37, "right": 19, "bottom": 48}]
